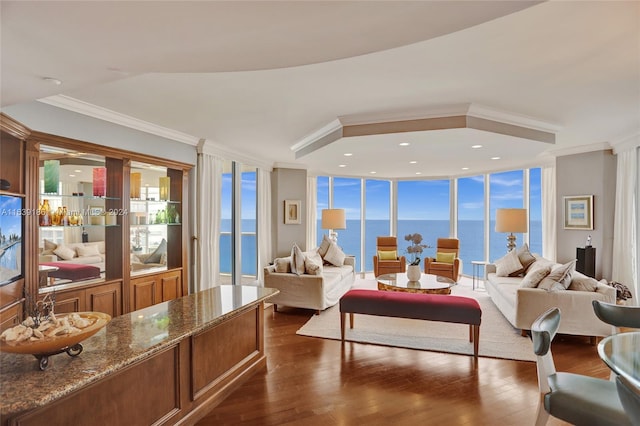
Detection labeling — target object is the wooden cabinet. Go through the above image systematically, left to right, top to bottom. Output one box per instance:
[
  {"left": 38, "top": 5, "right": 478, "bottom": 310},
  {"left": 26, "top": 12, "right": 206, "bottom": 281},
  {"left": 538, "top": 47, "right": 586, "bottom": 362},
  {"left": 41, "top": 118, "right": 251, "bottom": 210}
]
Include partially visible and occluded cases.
[
  {"left": 1, "top": 112, "right": 191, "bottom": 324},
  {"left": 130, "top": 269, "right": 183, "bottom": 311}
]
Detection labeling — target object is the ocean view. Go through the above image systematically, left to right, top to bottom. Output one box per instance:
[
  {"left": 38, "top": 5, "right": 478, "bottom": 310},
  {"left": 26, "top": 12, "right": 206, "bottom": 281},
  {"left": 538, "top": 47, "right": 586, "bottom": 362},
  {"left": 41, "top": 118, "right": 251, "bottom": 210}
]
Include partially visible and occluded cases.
[{"left": 220, "top": 219, "right": 542, "bottom": 277}]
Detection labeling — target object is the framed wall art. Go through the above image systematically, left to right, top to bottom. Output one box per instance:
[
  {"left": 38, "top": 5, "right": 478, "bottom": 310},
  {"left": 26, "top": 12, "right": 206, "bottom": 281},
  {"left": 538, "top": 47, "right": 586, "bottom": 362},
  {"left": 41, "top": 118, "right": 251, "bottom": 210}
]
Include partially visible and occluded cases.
[
  {"left": 563, "top": 195, "right": 593, "bottom": 230},
  {"left": 284, "top": 200, "right": 301, "bottom": 224}
]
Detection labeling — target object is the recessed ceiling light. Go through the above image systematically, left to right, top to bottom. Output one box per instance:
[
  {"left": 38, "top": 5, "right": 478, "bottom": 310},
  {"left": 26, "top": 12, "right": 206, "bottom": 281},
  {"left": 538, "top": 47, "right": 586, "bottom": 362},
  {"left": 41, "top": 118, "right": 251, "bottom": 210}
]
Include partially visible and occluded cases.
[
  {"left": 43, "top": 77, "right": 62, "bottom": 85},
  {"left": 399, "top": 142, "right": 410, "bottom": 146},
  {"left": 472, "top": 145, "right": 483, "bottom": 149},
  {"left": 344, "top": 153, "right": 353, "bottom": 157},
  {"left": 491, "top": 156, "right": 501, "bottom": 160},
  {"left": 409, "top": 161, "right": 417, "bottom": 164},
  {"left": 338, "top": 164, "right": 347, "bottom": 168},
  {"left": 461, "top": 167, "right": 469, "bottom": 171},
  {"left": 74, "top": 169, "right": 82, "bottom": 173},
  {"left": 370, "top": 171, "right": 377, "bottom": 174},
  {"left": 415, "top": 172, "right": 422, "bottom": 175},
  {"left": 68, "top": 174, "right": 76, "bottom": 177},
  {"left": 145, "top": 184, "right": 149, "bottom": 187}
]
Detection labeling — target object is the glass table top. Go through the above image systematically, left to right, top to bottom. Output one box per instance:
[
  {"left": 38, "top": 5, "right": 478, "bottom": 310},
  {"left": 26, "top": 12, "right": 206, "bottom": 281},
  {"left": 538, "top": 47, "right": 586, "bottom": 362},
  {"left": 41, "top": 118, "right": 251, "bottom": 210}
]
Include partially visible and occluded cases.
[
  {"left": 376, "top": 273, "right": 456, "bottom": 293},
  {"left": 597, "top": 331, "right": 640, "bottom": 388}
]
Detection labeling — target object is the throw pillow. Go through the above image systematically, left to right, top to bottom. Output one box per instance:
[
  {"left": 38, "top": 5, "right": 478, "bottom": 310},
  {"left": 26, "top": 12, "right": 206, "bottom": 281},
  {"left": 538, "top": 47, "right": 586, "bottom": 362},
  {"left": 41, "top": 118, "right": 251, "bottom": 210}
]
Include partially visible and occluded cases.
[
  {"left": 317, "top": 234, "right": 332, "bottom": 258},
  {"left": 144, "top": 238, "right": 167, "bottom": 264},
  {"left": 42, "top": 239, "right": 57, "bottom": 255},
  {"left": 324, "top": 241, "right": 346, "bottom": 266},
  {"left": 291, "top": 243, "right": 305, "bottom": 275},
  {"left": 510, "top": 243, "right": 537, "bottom": 276},
  {"left": 54, "top": 244, "right": 76, "bottom": 261},
  {"left": 76, "top": 244, "right": 100, "bottom": 257},
  {"left": 378, "top": 250, "right": 397, "bottom": 261},
  {"left": 494, "top": 250, "right": 523, "bottom": 277},
  {"left": 304, "top": 252, "right": 323, "bottom": 275},
  {"left": 436, "top": 252, "right": 455, "bottom": 264},
  {"left": 274, "top": 257, "right": 292, "bottom": 273},
  {"left": 538, "top": 260, "right": 576, "bottom": 291},
  {"left": 520, "top": 264, "right": 552, "bottom": 288},
  {"left": 568, "top": 271, "right": 599, "bottom": 292}
]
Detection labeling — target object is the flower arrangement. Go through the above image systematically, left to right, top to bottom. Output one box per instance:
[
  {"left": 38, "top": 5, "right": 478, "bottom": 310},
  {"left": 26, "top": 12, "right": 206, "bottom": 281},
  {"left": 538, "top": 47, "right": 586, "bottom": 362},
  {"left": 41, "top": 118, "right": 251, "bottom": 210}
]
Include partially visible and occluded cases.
[{"left": 404, "top": 233, "right": 430, "bottom": 265}]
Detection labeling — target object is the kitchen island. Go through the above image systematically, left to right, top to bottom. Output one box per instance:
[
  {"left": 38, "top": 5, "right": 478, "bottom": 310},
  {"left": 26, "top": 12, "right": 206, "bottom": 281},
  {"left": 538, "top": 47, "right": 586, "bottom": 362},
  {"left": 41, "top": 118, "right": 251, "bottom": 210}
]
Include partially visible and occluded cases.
[{"left": 1, "top": 285, "right": 278, "bottom": 426}]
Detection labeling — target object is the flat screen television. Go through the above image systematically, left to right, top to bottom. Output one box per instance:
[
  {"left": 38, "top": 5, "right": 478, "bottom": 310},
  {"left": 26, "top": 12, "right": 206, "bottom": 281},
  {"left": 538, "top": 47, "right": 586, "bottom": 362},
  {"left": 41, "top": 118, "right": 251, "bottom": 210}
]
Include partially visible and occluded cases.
[{"left": 0, "top": 194, "right": 23, "bottom": 285}]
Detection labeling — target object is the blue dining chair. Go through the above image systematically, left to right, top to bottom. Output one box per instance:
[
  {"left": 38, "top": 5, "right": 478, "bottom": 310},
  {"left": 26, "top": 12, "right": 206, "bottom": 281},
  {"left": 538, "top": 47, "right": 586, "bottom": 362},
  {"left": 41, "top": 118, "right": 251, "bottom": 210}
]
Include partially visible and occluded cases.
[{"left": 531, "top": 307, "right": 632, "bottom": 426}]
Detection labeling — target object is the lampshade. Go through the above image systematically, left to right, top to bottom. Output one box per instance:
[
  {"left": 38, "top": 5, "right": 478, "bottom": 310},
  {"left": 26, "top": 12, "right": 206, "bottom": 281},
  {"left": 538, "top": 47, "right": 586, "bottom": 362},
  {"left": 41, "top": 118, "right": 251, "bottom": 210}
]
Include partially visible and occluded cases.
[
  {"left": 495, "top": 208, "right": 528, "bottom": 233},
  {"left": 321, "top": 209, "right": 346, "bottom": 230}
]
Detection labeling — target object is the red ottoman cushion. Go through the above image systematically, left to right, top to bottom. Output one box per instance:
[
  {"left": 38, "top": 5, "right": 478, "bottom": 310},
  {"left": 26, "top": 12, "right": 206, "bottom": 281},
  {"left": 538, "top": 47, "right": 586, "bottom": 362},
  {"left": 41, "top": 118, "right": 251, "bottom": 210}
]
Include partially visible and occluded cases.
[{"left": 40, "top": 262, "right": 101, "bottom": 281}]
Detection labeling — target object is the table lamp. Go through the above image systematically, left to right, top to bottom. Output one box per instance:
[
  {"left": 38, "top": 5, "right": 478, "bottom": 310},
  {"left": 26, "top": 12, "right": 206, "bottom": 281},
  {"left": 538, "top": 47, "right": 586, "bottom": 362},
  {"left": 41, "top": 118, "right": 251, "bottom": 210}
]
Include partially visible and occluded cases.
[
  {"left": 321, "top": 208, "right": 346, "bottom": 244},
  {"left": 495, "top": 208, "right": 527, "bottom": 252}
]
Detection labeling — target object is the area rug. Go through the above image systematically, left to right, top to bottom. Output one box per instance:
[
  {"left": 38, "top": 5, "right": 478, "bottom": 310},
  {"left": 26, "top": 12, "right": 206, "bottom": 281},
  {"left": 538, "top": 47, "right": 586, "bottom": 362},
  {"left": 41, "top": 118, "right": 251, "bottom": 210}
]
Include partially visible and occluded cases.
[{"left": 296, "top": 278, "right": 536, "bottom": 362}]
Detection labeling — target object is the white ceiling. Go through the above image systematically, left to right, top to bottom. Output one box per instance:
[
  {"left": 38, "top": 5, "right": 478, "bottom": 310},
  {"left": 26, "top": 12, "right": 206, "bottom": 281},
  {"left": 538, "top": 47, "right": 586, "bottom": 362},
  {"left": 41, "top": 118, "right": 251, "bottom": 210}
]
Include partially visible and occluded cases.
[{"left": 2, "top": 1, "right": 639, "bottom": 178}]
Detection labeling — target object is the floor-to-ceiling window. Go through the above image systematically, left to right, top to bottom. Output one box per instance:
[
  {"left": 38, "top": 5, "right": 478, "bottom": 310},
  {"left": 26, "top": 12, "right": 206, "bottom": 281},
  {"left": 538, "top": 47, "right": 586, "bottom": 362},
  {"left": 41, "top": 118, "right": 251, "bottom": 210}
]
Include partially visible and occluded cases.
[
  {"left": 219, "top": 161, "right": 258, "bottom": 285},
  {"left": 529, "top": 168, "right": 543, "bottom": 255},
  {"left": 489, "top": 170, "right": 525, "bottom": 261},
  {"left": 457, "top": 175, "right": 485, "bottom": 274},
  {"left": 333, "top": 177, "right": 362, "bottom": 271},
  {"left": 365, "top": 179, "right": 391, "bottom": 271},
  {"left": 397, "top": 180, "right": 450, "bottom": 262}
]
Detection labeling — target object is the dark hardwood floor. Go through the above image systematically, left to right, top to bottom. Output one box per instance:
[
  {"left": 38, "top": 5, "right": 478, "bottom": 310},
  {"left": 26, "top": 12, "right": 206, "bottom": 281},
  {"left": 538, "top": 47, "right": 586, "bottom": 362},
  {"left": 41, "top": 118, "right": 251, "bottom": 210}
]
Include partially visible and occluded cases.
[{"left": 197, "top": 285, "right": 610, "bottom": 426}]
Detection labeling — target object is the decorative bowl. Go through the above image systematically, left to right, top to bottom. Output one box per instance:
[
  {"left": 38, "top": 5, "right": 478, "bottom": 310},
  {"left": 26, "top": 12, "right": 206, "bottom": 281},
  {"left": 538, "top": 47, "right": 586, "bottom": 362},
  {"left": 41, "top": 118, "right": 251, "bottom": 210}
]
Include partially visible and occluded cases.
[{"left": 0, "top": 311, "right": 111, "bottom": 356}]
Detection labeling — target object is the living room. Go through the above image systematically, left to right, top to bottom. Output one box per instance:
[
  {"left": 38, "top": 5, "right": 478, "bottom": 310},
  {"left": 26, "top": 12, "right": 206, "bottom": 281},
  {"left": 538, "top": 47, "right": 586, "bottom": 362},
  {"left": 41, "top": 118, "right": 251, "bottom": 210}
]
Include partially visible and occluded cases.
[{"left": 1, "top": 1, "right": 639, "bottom": 425}]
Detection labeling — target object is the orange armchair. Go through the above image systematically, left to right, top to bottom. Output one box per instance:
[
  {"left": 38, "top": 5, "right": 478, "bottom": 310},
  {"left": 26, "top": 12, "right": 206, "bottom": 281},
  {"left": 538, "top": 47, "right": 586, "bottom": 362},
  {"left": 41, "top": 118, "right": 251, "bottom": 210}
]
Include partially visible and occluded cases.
[
  {"left": 373, "top": 236, "right": 406, "bottom": 277},
  {"left": 424, "top": 238, "right": 461, "bottom": 281}
]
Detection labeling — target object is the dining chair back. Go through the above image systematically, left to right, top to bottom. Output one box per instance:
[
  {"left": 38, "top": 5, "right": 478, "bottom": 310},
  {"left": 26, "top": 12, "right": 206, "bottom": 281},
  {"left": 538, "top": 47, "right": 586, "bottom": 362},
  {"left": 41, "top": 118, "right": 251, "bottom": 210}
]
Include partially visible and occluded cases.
[
  {"left": 531, "top": 307, "right": 632, "bottom": 426},
  {"left": 616, "top": 375, "right": 640, "bottom": 425}
]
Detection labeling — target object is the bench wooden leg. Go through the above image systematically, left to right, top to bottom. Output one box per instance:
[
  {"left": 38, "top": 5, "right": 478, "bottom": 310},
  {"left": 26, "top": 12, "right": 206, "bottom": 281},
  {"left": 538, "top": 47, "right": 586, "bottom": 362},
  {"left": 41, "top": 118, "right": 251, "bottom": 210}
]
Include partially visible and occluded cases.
[
  {"left": 273, "top": 304, "right": 278, "bottom": 312},
  {"left": 340, "top": 313, "right": 346, "bottom": 341},
  {"left": 349, "top": 313, "right": 354, "bottom": 329},
  {"left": 473, "top": 325, "right": 480, "bottom": 360},
  {"left": 521, "top": 329, "right": 528, "bottom": 337}
]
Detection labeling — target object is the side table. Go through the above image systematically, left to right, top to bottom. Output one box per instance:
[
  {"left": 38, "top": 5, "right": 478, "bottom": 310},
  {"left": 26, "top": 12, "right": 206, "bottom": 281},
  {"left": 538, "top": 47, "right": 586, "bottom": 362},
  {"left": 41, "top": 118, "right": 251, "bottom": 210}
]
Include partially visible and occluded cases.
[{"left": 471, "top": 261, "right": 489, "bottom": 291}]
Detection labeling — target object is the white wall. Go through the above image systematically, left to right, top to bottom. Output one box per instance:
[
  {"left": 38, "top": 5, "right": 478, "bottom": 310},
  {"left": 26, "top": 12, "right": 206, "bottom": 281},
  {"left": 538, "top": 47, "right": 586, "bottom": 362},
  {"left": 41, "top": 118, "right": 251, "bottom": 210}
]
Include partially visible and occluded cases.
[
  {"left": 556, "top": 150, "right": 617, "bottom": 279},
  {"left": 271, "top": 168, "right": 307, "bottom": 257}
]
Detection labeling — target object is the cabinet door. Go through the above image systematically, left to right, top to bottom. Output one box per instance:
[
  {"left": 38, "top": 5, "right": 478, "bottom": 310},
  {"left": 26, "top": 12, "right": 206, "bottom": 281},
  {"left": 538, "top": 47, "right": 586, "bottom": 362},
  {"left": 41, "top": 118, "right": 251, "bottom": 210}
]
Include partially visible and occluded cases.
[
  {"left": 160, "top": 270, "right": 182, "bottom": 302},
  {"left": 130, "top": 276, "right": 158, "bottom": 311},
  {"left": 86, "top": 282, "right": 122, "bottom": 318},
  {"left": 51, "top": 289, "right": 86, "bottom": 313},
  {"left": 0, "top": 303, "right": 22, "bottom": 332}
]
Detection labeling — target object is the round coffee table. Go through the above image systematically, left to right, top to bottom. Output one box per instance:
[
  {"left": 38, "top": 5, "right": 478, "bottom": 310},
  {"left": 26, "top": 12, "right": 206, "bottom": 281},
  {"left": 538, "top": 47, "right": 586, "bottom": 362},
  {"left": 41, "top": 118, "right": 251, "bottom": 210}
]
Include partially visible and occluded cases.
[{"left": 376, "top": 273, "right": 456, "bottom": 294}]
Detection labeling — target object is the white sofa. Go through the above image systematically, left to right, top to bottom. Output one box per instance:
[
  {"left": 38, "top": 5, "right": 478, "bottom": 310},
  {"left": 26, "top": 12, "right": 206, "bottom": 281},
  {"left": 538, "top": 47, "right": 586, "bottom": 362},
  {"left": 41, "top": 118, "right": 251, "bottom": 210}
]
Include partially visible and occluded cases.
[
  {"left": 263, "top": 256, "right": 355, "bottom": 313},
  {"left": 485, "top": 261, "right": 616, "bottom": 337}
]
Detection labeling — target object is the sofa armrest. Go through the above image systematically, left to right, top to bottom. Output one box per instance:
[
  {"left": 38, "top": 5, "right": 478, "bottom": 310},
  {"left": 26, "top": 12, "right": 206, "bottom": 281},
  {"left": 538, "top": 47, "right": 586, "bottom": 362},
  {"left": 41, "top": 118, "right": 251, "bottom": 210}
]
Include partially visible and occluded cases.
[
  {"left": 39, "top": 254, "right": 57, "bottom": 263},
  {"left": 486, "top": 263, "right": 497, "bottom": 274},
  {"left": 595, "top": 281, "right": 617, "bottom": 301}
]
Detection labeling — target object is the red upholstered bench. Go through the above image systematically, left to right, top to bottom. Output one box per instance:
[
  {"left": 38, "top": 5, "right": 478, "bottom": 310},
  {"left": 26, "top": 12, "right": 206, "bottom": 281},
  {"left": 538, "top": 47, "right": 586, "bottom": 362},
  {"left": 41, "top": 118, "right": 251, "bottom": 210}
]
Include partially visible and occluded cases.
[
  {"left": 40, "top": 262, "right": 101, "bottom": 282},
  {"left": 339, "top": 289, "right": 482, "bottom": 359}
]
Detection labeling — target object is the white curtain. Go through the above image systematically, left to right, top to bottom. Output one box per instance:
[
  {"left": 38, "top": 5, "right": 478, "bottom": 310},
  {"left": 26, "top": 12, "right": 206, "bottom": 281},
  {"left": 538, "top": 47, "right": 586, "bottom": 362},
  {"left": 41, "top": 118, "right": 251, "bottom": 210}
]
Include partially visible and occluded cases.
[
  {"left": 612, "top": 147, "right": 638, "bottom": 303},
  {"left": 194, "top": 148, "right": 223, "bottom": 291},
  {"left": 541, "top": 164, "right": 557, "bottom": 261},
  {"left": 257, "top": 168, "right": 272, "bottom": 285},
  {"left": 306, "top": 176, "right": 317, "bottom": 250}
]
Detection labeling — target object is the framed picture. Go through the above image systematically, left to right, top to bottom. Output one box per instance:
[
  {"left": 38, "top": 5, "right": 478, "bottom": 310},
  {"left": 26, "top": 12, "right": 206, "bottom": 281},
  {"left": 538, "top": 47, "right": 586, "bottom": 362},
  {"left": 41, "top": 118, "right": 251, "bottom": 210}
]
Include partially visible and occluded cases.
[
  {"left": 563, "top": 195, "right": 593, "bottom": 230},
  {"left": 284, "top": 200, "right": 301, "bottom": 224}
]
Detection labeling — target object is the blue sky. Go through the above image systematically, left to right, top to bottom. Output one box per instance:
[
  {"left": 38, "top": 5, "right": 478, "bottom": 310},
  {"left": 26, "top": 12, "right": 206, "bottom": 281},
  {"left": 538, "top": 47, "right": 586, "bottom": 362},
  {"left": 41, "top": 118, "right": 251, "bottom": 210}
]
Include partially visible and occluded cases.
[{"left": 0, "top": 195, "right": 22, "bottom": 239}]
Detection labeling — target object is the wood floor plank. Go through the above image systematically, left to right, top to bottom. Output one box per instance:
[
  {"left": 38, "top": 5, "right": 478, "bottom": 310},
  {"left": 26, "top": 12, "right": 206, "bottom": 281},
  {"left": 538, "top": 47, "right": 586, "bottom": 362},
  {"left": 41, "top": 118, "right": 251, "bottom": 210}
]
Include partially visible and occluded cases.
[{"left": 197, "top": 297, "right": 608, "bottom": 425}]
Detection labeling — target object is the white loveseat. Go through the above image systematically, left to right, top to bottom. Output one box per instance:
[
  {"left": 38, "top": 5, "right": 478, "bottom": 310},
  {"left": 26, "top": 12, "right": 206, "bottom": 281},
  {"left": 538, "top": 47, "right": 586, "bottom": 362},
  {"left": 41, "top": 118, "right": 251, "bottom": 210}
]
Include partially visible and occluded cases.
[
  {"left": 263, "top": 255, "right": 355, "bottom": 313},
  {"left": 485, "top": 259, "right": 616, "bottom": 337}
]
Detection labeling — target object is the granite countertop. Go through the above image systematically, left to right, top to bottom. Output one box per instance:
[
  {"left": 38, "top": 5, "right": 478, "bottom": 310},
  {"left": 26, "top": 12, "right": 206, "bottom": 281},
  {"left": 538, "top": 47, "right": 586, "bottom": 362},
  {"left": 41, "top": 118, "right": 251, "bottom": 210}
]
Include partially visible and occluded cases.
[{"left": 0, "top": 285, "right": 278, "bottom": 417}]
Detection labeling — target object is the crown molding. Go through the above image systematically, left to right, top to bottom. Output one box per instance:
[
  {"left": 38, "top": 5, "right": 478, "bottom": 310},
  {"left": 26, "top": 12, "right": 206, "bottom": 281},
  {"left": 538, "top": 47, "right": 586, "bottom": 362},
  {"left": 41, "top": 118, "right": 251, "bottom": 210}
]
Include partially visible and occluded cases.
[
  {"left": 38, "top": 95, "right": 200, "bottom": 146},
  {"left": 337, "top": 103, "right": 471, "bottom": 126},
  {"left": 466, "top": 104, "right": 562, "bottom": 133},
  {"left": 290, "top": 119, "right": 342, "bottom": 152},
  {"left": 610, "top": 131, "right": 640, "bottom": 154},
  {"left": 198, "top": 139, "right": 273, "bottom": 170},
  {"left": 546, "top": 141, "right": 612, "bottom": 158},
  {"left": 273, "top": 162, "right": 309, "bottom": 170}
]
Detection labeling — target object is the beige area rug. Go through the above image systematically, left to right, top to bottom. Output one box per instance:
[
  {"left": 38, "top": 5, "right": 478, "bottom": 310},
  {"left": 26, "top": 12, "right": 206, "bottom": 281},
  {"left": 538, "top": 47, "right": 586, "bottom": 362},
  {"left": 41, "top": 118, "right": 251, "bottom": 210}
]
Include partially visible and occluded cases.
[{"left": 296, "top": 277, "right": 536, "bottom": 362}]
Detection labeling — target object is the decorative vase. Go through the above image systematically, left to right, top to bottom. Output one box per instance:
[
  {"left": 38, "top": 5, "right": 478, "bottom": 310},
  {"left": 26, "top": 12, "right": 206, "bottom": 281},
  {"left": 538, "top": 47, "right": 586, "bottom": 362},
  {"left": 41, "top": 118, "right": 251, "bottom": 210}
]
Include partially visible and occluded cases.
[{"left": 407, "top": 264, "right": 421, "bottom": 281}]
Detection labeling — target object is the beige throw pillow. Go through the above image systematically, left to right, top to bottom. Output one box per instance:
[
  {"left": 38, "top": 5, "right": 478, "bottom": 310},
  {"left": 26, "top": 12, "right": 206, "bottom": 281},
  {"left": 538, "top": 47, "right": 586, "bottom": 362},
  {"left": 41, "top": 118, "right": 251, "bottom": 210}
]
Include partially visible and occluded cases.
[
  {"left": 317, "top": 234, "right": 332, "bottom": 258},
  {"left": 324, "top": 242, "right": 346, "bottom": 266},
  {"left": 291, "top": 243, "right": 306, "bottom": 276},
  {"left": 510, "top": 243, "right": 537, "bottom": 276},
  {"left": 76, "top": 244, "right": 100, "bottom": 257},
  {"left": 53, "top": 245, "right": 76, "bottom": 261},
  {"left": 495, "top": 250, "right": 523, "bottom": 277},
  {"left": 304, "top": 252, "right": 323, "bottom": 275},
  {"left": 274, "top": 257, "right": 292, "bottom": 273},
  {"left": 538, "top": 260, "right": 576, "bottom": 291},
  {"left": 520, "top": 264, "right": 552, "bottom": 288},
  {"left": 568, "top": 271, "right": 599, "bottom": 292}
]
